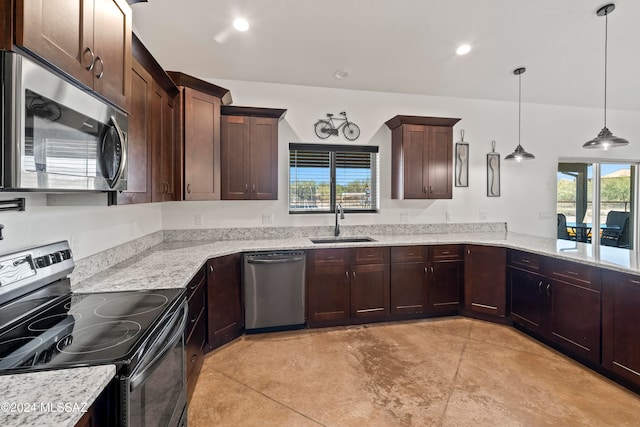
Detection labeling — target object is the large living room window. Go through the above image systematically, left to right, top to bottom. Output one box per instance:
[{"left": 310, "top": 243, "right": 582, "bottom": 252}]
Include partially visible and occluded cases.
[
  {"left": 289, "top": 143, "right": 378, "bottom": 213},
  {"left": 557, "top": 161, "right": 636, "bottom": 249}
]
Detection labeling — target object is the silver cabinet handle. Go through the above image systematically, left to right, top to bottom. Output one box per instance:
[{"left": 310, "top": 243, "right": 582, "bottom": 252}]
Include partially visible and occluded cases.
[
  {"left": 83, "top": 47, "right": 95, "bottom": 71},
  {"left": 95, "top": 56, "right": 104, "bottom": 79},
  {"left": 187, "top": 183, "right": 191, "bottom": 194},
  {"left": 245, "top": 184, "right": 249, "bottom": 193},
  {"left": 252, "top": 184, "right": 256, "bottom": 193},
  {"left": 423, "top": 186, "right": 427, "bottom": 193},
  {"left": 429, "top": 186, "right": 433, "bottom": 193},
  {"left": 209, "top": 265, "right": 214, "bottom": 273},
  {"left": 430, "top": 266, "right": 434, "bottom": 273},
  {"left": 424, "top": 267, "right": 427, "bottom": 274},
  {"left": 345, "top": 271, "right": 348, "bottom": 279},
  {"left": 352, "top": 271, "right": 356, "bottom": 279},
  {"left": 565, "top": 271, "right": 579, "bottom": 276},
  {"left": 538, "top": 281, "right": 543, "bottom": 294},
  {"left": 546, "top": 283, "right": 551, "bottom": 296}
]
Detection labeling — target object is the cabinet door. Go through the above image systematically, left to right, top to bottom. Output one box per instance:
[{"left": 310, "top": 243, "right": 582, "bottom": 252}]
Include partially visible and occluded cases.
[
  {"left": 16, "top": 0, "right": 94, "bottom": 88},
  {"left": 92, "top": 0, "right": 131, "bottom": 110},
  {"left": 117, "top": 59, "right": 151, "bottom": 204},
  {"left": 150, "top": 83, "right": 163, "bottom": 201},
  {"left": 184, "top": 88, "right": 221, "bottom": 200},
  {"left": 161, "top": 94, "right": 175, "bottom": 201},
  {"left": 220, "top": 115, "right": 250, "bottom": 199},
  {"left": 250, "top": 117, "right": 278, "bottom": 200},
  {"left": 402, "top": 125, "right": 428, "bottom": 199},
  {"left": 426, "top": 126, "right": 452, "bottom": 199},
  {"left": 464, "top": 245, "right": 506, "bottom": 317},
  {"left": 207, "top": 254, "right": 243, "bottom": 350},
  {"left": 430, "top": 260, "right": 463, "bottom": 312},
  {"left": 390, "top": 262, "right": 426, "bottom": 315},
  {"left": 350, "top": 263, "right": 390, "bottom": 320},
  {"left": 307, "top": 265, "right": 350, "bottom": 325},
  {"left": 508, "top": 267, "right": 545, "bottom": 333},
  {"left": 602, "top": 271, "right": 640, "bottom": 386},
  {"left": 547, "top": 278, "right": 601, "bottom": 363}
]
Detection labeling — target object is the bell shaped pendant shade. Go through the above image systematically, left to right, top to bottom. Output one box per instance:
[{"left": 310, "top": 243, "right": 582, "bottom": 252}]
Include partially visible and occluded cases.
[
  {"left": 583, "top": 3, "right": 629, "bottom": 150},
  {"left": 505, "top": 67, "right": 534, "bottom": 162},
  {"left": 583, "top": 126, "right": 629, "bottom": 150},
  {"left": 505, "top": 144, "right": 535, "bottom": 161}
]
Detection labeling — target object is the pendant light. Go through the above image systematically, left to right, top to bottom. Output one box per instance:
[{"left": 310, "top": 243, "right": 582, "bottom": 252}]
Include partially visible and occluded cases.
[
  {"left": 583, "top": 3, "right": 629, "bottom": 150},
  {"left": 505, "top": 67, "right": 535, "bottom": 162}
]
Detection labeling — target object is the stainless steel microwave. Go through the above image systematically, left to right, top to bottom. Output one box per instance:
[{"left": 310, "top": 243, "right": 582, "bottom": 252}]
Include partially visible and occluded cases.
[{"left": 1, "top": 51, "right": 128, "bottom": 191}]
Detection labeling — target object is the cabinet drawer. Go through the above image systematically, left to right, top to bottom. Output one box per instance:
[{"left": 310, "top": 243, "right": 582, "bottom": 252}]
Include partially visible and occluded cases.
[
  {"left": 432, "top": 245, "right": 463, "bottom": 262},
  {"left": 391, "top": 246, "right": 424, "bottom": 263},
  {"left": 354, "top": 247, "right": 388, "bottom": 264},
  {"left": 311, "top": 248, "right": 348, "bottom": 266},
  {"left": 509, "top": 250, "right": 543, "bottom": 272},
  {"left": 549, "top": 260, "right": 600, "bottom": 290},
  {"left": 186, "top": 267, "right": 206, "bottom": 300},
  {"left": 187, "top": 281, "right": 206, "bottom": 338}
]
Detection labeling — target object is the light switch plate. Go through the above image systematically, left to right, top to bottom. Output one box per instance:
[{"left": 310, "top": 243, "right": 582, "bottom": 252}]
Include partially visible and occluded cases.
[
  {"left": 262, "top": 213, "right": 272, "bottom": 225},
  {"left": 194, "top": 214, "right": 203, "bottom": 226}
]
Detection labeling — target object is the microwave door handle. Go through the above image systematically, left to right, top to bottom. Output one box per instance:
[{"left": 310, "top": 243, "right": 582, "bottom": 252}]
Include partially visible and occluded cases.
[
  {"left": 108, "top": 115, "right": 127, "bottom": 189},
  {"left": 129, "top": 303, "right": 188, "bottom": 391}
]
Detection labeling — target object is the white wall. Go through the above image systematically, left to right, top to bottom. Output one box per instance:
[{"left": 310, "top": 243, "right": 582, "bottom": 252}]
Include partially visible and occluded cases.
[
  {"left": 162, "top": 79, "right": 640, "bottom": 238},
  {"left": 3, "top": 80, "right": 638, "bottom": 260},
  {"left": 0, "top": 193, "right": 163, "bottom": 259}
]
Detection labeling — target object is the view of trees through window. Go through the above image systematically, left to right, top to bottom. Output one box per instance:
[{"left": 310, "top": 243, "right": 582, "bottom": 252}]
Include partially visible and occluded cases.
[{"left": 557, "top": 162, "right": 635, "bottom": 248}]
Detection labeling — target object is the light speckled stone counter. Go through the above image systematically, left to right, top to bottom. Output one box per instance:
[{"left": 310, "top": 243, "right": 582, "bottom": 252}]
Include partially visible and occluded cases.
[
  {"left": 73, "top": 230, "right": 640, "bottom": 293},
  {"left": 0, "top": 365, "right": 115, "bottom": 427}
]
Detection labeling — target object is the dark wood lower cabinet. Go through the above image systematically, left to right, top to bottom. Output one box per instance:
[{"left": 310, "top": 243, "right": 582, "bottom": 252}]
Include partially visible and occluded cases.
[
  {"left": 464, "top": 245, "right": 506, "bottom": 317},
  {"left": 430, "top": 246, "right": 464, "bottom": 312},
  {"left": 207, "top": 254, "right": 243, "bottom": 350},
  {"left": 390, "top": 261, "right": 426, "bottom": 315},
  {"left": 350, "top": 263, "right": 390, "bottom": 320},
  {"left": 307, "top": 264, "right": 351, "bottom": 324},
  {"left": 509, "top": 266, "right": 546, "bottom": 334},
  {"left": 185, "top": 267, "right": 207, "bottom": 401},
  {"left": 602, "top": 270, "right": 640, "bottom": 386},
  {"left": 547, "top": 277, "right": 601, "bottom": 362},
  {"left": 74, "top": 380, "right": 116, "bottom": 427}
]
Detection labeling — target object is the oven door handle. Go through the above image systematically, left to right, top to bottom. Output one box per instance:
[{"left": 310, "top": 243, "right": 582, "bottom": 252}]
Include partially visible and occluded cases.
[{"left": 129, "top": 301, "right": 188, "bottom": 391}]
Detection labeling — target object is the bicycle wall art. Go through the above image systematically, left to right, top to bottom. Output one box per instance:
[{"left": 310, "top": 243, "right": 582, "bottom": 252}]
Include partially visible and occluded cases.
[{"left": 314, "top": 112, "right": 361, "bottom": 141}]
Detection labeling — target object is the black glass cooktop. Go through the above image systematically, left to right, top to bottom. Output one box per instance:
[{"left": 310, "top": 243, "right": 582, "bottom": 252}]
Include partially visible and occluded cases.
[{"left": 0, "top": 288, "right": 184, "bottom": 374}]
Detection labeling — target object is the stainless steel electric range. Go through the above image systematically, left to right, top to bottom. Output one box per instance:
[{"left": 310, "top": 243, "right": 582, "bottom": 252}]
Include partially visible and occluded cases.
[{"left": 0, "top": 241, "right": 188, "bottom": 427}]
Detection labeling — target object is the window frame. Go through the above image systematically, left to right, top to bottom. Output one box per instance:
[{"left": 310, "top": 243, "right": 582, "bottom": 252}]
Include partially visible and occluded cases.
[{"left": 289, "top": 143, "right": 379, "bottom": 214}]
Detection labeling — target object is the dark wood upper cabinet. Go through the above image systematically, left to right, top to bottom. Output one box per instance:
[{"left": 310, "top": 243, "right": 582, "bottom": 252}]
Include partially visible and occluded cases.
[
  {"left": 15, "top": 0, "right": 132, "bottom": 111},
  {"left": 118, "top": 34, "right": 178, "bottom": 205},
  {"left": 116, "top": 58, "right": 151, "bottom": 204},
  {"left": 168, "top": 72, "right": 232, "bottom": 201},
  {"left": 220, "top": 106, "right": 286, "bottom": 200},
  {"left": 385, "top": 115, "right": 460, "bottom": 200},
  {"left": 464, "top": 245, "right": 506, "bottom": 317},
  {"left": 602, "top": 270, "right": 640, "bottom": 387}
]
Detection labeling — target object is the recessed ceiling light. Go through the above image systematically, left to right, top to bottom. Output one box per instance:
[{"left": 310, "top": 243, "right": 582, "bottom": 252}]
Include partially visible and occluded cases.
[
  {"left": 233, "top": 18, "right": 250, "bottom": 32},
  {"left": 456, "top": 44, "right": 471, "bottom": 55},
  {"left": 334, "top": 69, "right": 349, "bottom": 79}
]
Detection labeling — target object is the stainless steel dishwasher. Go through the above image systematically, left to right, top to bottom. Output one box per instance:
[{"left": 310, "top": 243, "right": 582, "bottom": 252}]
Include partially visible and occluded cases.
[{"left": 243, "top": 251, "right": 306, "bottom": 332}]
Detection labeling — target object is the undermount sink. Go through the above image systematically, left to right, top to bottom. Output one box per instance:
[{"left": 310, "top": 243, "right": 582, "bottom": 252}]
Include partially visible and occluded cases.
[{"left": 310, "top": 236, "right": 377, "bottom": 244}]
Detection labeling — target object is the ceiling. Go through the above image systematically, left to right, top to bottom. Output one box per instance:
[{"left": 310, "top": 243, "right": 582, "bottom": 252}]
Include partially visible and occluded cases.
[{"left": 131, "top": 0, "right": 640, "bottom": 111}]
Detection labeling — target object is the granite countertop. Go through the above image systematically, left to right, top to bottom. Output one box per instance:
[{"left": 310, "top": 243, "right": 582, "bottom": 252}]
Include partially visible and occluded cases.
[
  {"left": 74, "top": 231, "right": 640, "bottom": 293},
  {"left": 0, "top": 365, "right": 115, "bottom": 427}
]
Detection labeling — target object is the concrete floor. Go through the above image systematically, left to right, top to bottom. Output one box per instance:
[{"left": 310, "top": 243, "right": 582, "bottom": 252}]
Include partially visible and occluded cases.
[{"left": 188, "top": 317, "right": 640, "bottom": 426}]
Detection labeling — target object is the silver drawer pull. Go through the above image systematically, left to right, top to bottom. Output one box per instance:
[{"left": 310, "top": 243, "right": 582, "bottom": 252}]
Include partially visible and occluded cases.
[
  {"left": 441, "top": 251, "right": 450, "bottom": 255},
  {"left": 521, "top": 259, "right": 531, "bottom": 263},
  {"left": 565, "top": 271, "right": 579, "bottom": 276},
  {"left": 630, "top": 279, "right": 640, "bottom": 284}
]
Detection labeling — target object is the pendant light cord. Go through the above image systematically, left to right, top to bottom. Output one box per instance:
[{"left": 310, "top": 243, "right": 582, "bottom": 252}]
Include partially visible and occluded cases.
[
  {"left": 604, "top": 11, "right": 608, "bottom": 127},
  {"left": 518, "top": 73, "right": 522, "bottom": 146}
]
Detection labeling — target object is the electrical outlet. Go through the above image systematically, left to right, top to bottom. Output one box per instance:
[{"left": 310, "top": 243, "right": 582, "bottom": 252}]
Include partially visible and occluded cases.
[
  {"left": 479, "top": 210, "right": 488, "bottom": 220},
  {"left": 400, "top": 211, "right": 409, "bottom": 223},
  {"left": 446, "top": 211, "right": 452, "bottom": 222},
  {"left": 539, "top": 211, "right": 553, "bottom": 220},
  {"left": 262, "top": 213, "right": 272, "bottom": 225},
  {"left": 194, "top": 214, "right": 203, "bottom": 226}
]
